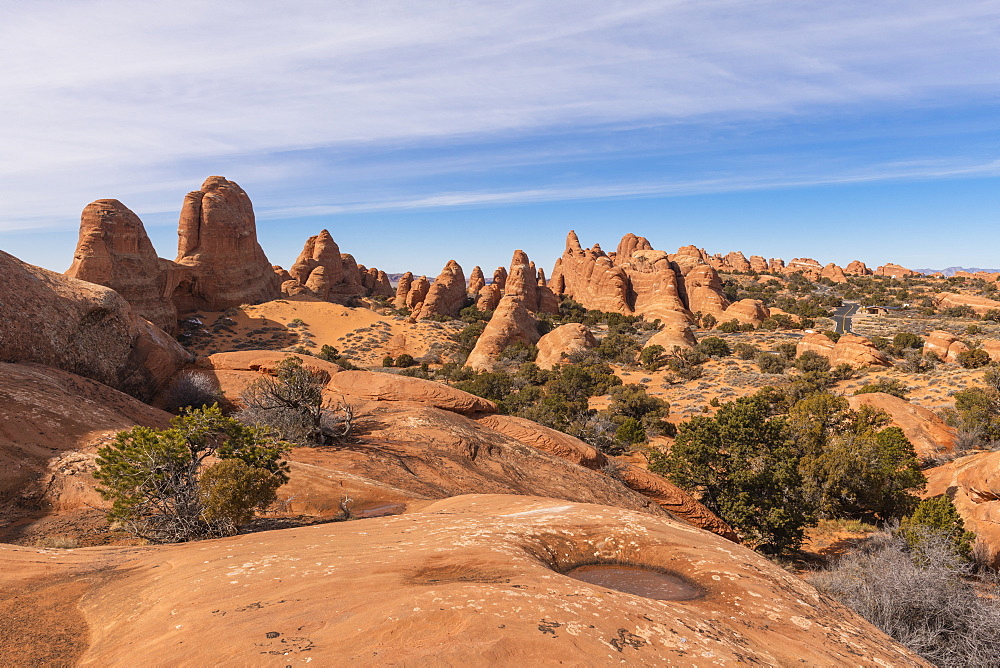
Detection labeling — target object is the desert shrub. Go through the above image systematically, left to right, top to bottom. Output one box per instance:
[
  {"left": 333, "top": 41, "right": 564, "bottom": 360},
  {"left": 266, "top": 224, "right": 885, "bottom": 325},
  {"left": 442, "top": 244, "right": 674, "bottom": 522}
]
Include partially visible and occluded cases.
[
  {"left": 459, "top": 305, "right": 491, "bottom": 323},
  {"left": 943, "top": 305, "right": 977, "bottom": 318},
  {"left": 983, "top": 308, "right": 1000, "bottom": 323},
  {"left": 700, "top": 313, "right": 717, "bottom": 329},
  {"left": 717, "top": 319, "right": 753, "bottom": 333},
  {"left": 454, "top": 322, "right": 485, "bottom": 355},
  {"left": 967, "top": 324, "right": 985, "bottom": 336},
  {"left": 822, "top": 330, "right": 841, "bottom": 342},
  {"left": 595, "top": 332, "right": 641, "bottom": 365},
  {"left": 892, "top": 332, "right": 923, "bottom": 350},
  {"left": 696, "top": 336, "right": 731, "bottom": 358},
  {"left": 498, "top": 342, "right": 538, "bottom": 364},
  {"left": 733, "top": 342, "right": 759, "bottom": 360},
  {"left": 775, "top": 342, "right": 798, "bottom": 360},
  {"left": 639, "top": 344, "right": 666, "bottom": 371},
  {"left": 662, "top": 347, "right": 708, "bottom": 381},
  {"left": 958, "top": 348, "right": 991, "bottom": 369},
  {"left": 900, "top": 349, "right": 935, "bottom": 373},
  {"left": 795, "top": 350, "right": 831, "bottom": 373},
  {"left": 756, "top": 352, "right": 787, "bottom": 374},
  {"left": 395, "top": 353, "right": 416, "bottom": 368},
  {"left": 382, "top": 355, "right": 395, "bottom": 367},
  {"left": 237, "top": 356, "right": 352, "bottom": 446},
  {"left": 983, "top": 366, "right": 1000, "bottom": 393},
  {"left": 163, "top": 372, "right": 223, "bottom": 413},
  {"left": 854, "top": 378, "right": 909, "bottom": 399},
  {"left": 608, "top": 384, "right": 669, "bottom": 422},
  {"left": 948, "top": 386, "right": 1000, "bottom": 442},
  {"left": 649, "top": 394, "right": 809, "bottom": 554},
  {"left": 94, "top": 406, "right": 288, "bottom": 542},
  {"left": 614, "top": 418, "right": 646, "bottom": 447},
  {"left": 899, "top": 495, "right": 976, "bottom": 562},
  {"left": 809, "top": 530, "right": 1000, "bottom": 668}
]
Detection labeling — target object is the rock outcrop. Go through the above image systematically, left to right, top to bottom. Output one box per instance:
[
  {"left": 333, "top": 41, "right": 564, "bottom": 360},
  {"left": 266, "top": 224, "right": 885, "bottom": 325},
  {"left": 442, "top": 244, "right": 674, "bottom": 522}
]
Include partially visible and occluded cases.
[
  {"left": 173, "top": 176, "right": 281, "bottom": 311},
  {"left": 65, "top": 199, "right": 180, "bottom": 332},
  {"left": 283, "top": 229, "right": 395, "bottom": 303},
  {"left": 2, "top": 249, "right": 191, "bottom": 400},
  {"left": 749, "top": 255, "right": 768, "bottom": 272},
  {"left": 417, "top": 260, "right": 467, "bottom": 319},
  {"left": 845, "top": 260, "right": 872, "bottom": 276},
  {"left": 821, "top": 262, "right": 848, "bottom": 283},
  {"left": 875, "top": 263, "right": 918, "bottom": 278},
  {"left": 467, "top": 266, "right": 485, "bottom": 295},
  {"left": 393, "top": 271, "right": 413, "bottom": 309},
  {"left": 404, "top": 275, "right": 431, "bottom": 311},
  {"left": 934, "top": 292, "right": 1000, "bottom": 316},
  {"left": 466, "top": 297, "right": 540, "bottom": 372},
  {"left": 722, "top": 298, "right": 770, "bottom": 326},
  {"left": 534, "top": 323, "right": 597, "bottom": 369},
  {"left": 644, "top": 325, "right": 697, "bottom": 352},
  {"left": 924, "top": 330, "right": 969, "bottom": 363},
  {"left": 796, "top": 332, "right": 891, "bottom": 368},
  {"left": 848, "top": 392, "right": 958, "bottom": 461},
  {"left": 925, "top": 451, "right": 1000, "bottom": 567},
  {"left": 0, "top": 495, "right": 926, "bottom": 665}
]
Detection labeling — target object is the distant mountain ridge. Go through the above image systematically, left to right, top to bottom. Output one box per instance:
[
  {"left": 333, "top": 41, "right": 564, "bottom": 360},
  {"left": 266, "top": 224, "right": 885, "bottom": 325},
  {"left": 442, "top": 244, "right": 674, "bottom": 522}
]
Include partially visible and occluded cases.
[{"left": 913, "top": 266, "right": 1000, "bottom": 276}]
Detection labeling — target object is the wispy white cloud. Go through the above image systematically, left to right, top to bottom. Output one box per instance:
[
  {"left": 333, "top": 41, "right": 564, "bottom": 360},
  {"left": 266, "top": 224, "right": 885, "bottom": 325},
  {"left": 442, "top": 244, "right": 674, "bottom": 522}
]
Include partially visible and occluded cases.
[{"left": 0, "top": 0, "right": 997, "bottom": 235}]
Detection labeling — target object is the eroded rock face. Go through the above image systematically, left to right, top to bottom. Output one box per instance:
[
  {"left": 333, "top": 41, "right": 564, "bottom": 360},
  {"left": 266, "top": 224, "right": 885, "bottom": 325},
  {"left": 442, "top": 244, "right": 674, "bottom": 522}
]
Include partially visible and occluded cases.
[
  {"left": 174, "top": 176, "right": 281, "bottom": 311},
  {"left": 66, "top": 199, "right": 180, "bottom": 332},
  {"left": 1, "top": 249, "right": 191, "bottom": 400},
  {"left": 505, "top": 250, "right": 540, "bottom": 311},
  {"left": 749, "top": 255, "right": 768, "bottom": 272},
  {"left": 784, "top": 258, "right": 823, "bottom": 280},
  {"left": 418, "top": 260, "right": 467, "bottom": 319},
  {"left": 821, "top": 263, "right": 848, "bottom": 283},
  {"left": 684, "top": 264, "right": 730, "bottom": 318},
  {"left": 405, "top": 275, "right": 431, "bottom": 311},
  {"left": 476, "top": 283, "right": 502, "bottom": 312},
  {"left": 466, "top": 296, "right": 540, "bottom": 372},
  {"left": 534, "top": 323, "right": 596, "bottom": 369},
  {"left": 644, "top": 325, "right": 697, "bottom": 352},
  {"left": 924, "top": 330, "right": 969, "bottom": 363},
  {"left": 796, "top": 332, "right": 890, "bottom": 368},
  {"left": 0, "top": 362, "right": 171, "bottom": 523},
  {"left": 328, "top": 370, "right": 496, "bottom": 415},
  {"left": 848, "top": 393, "right": 957, "bottom": 461},
  {"left": 475, "top": 414, "right": 606, "bottom": 469},
  {"left": 925, "top": 451, "right": 1000, "bottom": 567},
  {"left": 2, "top": 495, "right": 924, "bottom": 665}
]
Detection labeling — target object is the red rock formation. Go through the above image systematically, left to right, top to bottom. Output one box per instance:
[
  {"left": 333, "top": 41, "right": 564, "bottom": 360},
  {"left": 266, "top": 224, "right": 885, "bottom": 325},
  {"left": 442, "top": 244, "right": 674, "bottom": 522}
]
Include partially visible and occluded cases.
[
  {"left": 173, "top": 176, "right": 281, "bottom": 311},
  {"left": 66, "top": 199, "right": 180, "bottom": 332},
  {"left": 670, "top": 245, "right": 711, "bottom": 274},
  {"left": 2, "top": 249, "right": 190, "bottom": 400},
  {"left": 623, "top": 249, "right": 690, "bottom": 326},
  {"left": 505, "top": 250, "right": 539, "bottom": 310},
  {"left": 722, "top": 251, "right": 752, "bottom": 273},
  {"left": 749, "top": 255, "right": 768, "bottom": 272},
  {"left": 768, "top": 257, "right": 786, "bottom": 273},
  {"left": 784, "top": 258, "right": 823, "bottom": 280},
  {"left": 417, "top": 260, "right": 467, "bottom": 319},
  {"left": 844, "top": 260, "right": 872, "bottom": 276},
  {"left": 821, "top": 263, "right": 848, "bottom": 283},
  {"left": 875, "top": 263, "right": 918, "bottom": 278},
  {"left": 272, "top": 265, "right": 292, "bottom": 283},
  {"left": 684, "top": 265, "right": 730, "bottom": 318},
  {"left": 467, "top": 266, "right": 485, "bottom": 295},
  {"left": 492, "top": 266, "right": 507, "bottom": 292},
  {"left": 393, "top": 271, "right": 413, "bottom": 309},
  {"left": 405, "top": 275, "right": 431, "bottom": 310},
  {"left": 476, "top": 283, "right": 502, "bottom": 312},
  {"left": 934, "top": 292, "right": 1000, "bottom": 316},
  {"left": 466, "top": 296, "right": 540, "bottom": 371},
  {"left": 723, "top": 299, "right": 770, "bottom": 326},
  {"left": 534, "top": 323, "right": 597, "bottom": 369},
  {"left": 644, "top": 325, "right": 697, "bottom": 352},
  {"left": 924, "top": 330, "right": 969, "bottom": 363},
  {"left": 796, "top": 332, "right": 890, "bottom": 368},
  {"left": 982, "top": 339, "right": 1000, "bottom": 362},
  {"left": 848, "top": 393, "right": 957, "bottom": 461},
  {"left": 925, "top": 451, "right": 1000, "bottom": 566},
  {"left": 2, "top": 494, "right": 926, "bottom": 665}
]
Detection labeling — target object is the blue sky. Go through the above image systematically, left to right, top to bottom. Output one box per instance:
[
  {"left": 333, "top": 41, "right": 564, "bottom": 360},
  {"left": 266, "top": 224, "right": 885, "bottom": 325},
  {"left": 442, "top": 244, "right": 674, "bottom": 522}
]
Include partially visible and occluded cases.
[{"left": 1, "top": 1, "right": 998, "bottom": 277}]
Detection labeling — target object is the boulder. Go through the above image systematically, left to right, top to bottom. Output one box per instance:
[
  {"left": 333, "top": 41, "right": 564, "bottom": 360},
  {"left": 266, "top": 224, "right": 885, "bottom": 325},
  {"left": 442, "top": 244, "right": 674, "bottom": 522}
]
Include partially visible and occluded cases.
[
  {"left": 173, "top": 176, "right": 281, "bottom": 312},
  {"left": 65, "top": 199, "right": 180, "bottom": 332},
  {"left": 0, "top": 249, "right": 191, "bottom": 401},
  {"left": 418, "top": 260, "right": 467, "bottom": 319},
  {"left": 466, "top": 296, "right": 541, "bottom": 372},
  {"left": 723, "top": 298, "right": 769, "bottom": 326},
  {"left": 534, "top": 323, "right": 597, "bottom": 369},
  {"left": 644, "top": 325, "right": 697, "bottom": 352},
  {"left": 924, "top": 330, "right": 969, "bottom": 364},
  {"left": 796, "top": 332, "right": 890, "bottom": 368},
  {"left": 981, "top": 339, "right": 1000, "bottom": 362},
  {"left": 328, "top": 370, "right": 496, "bottom": 414},
  {"left": 848, "top": 392, "right": 958, "bottom": 461},
  {"left": 2, "top": 495, "right": 925, "bottom": 665}
]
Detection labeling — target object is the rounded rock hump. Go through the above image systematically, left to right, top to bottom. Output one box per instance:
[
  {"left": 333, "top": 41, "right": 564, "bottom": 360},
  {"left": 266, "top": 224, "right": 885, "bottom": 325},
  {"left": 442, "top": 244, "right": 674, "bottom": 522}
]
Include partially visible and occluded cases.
[
  {"left": 467, "top": 265, "right": 486, "bottom": 296},
  {"left": 466, "top": 296, "right": 540, "bottom": 372},
  {"left": 535, "top": 323, "right": 597, "bottom": 369},
  {"left": 328, "top": 370, "right": 496, "bottom": 414}
]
